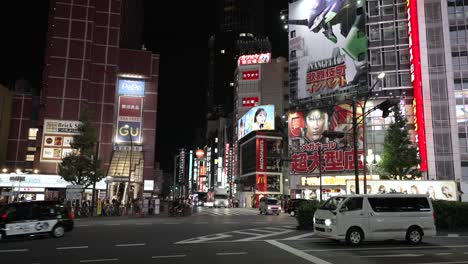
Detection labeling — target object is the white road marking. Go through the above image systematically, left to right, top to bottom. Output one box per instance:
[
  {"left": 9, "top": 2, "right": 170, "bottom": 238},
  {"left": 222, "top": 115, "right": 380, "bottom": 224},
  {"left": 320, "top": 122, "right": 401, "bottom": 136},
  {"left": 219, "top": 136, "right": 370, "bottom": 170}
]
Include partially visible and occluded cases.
[
  {"left": 162, "top": 222, "right": 180, "bottom": 224},
  {"left": 223, "top": 222, "right": 240, "bottom": 224},
  {"left": 135, "top": 223, "right": 151, "bottom": 225},
  {"left": 75, "top": 224, "right": 90, "bottom": 227},
  {"left": 236, "top": 228, "right": 294, "bottom": 241},
  {"left": 232, "top": 230, "right": 265, "bottom": 236},
  {"left": 282, "top": 232, "right": 316, "bottom": 240},
  {"left": 175, "top": 233, "right": 233, "bottom": 244},
  {"left": 447, "top": 234, "right": 459, "bottom": 237},
  {"left": 266, "top": 240, "right": 332, "bottom": 264},
  {"left": 115, "top": 243, "right": 146, "bottom": 247},
  {"left": 304, "top": 244, "right": 468, "bottom": 252},
  {"left": 57, "top": 246, "right": 89, "bottom": 250},
  {"left": 0, "top": 249, "right": 29, "bottom": 253},
  {"left": 216, "top": 252, "right": 248, "bottom": 256},
  {"left": 360, "top": 253, "right": 422, "bottom": 258},
  {"left": 434, "top": 253, "right": 453, "bottom": 256},
  {"left": 151, "top": 255, "right": 186, "bottom": 259},
  {"left": 79, "top": 258, "right": 118, "bottom": 263},
  {"left": 412, "top": 261, "right": 468, "bottom": 264}
]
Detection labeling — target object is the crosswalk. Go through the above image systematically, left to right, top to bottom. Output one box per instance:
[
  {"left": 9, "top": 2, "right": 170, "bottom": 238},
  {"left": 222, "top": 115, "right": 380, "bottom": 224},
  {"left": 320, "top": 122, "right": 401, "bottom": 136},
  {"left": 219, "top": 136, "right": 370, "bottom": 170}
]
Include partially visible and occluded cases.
[
  {"left": 194, "top": 207, "right": 265, "bottom": 216},
  {"left": 175, "top": 225, "right": 303, "bottom": 244}
]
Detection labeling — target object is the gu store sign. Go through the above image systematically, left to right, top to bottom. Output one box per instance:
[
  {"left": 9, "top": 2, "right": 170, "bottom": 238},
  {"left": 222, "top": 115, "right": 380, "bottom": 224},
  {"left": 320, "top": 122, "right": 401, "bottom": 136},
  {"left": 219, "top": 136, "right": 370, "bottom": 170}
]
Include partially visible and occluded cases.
[{"left": 178, "top": 149, "right": 186, "bottom": 184}]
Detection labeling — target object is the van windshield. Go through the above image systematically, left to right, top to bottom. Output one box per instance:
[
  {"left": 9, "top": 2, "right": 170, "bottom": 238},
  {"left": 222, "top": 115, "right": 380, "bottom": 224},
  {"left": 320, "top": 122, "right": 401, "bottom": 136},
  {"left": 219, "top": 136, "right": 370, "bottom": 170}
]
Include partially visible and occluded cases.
[{"left": 319, "top": 196, "right": 347, "bottom": 211}]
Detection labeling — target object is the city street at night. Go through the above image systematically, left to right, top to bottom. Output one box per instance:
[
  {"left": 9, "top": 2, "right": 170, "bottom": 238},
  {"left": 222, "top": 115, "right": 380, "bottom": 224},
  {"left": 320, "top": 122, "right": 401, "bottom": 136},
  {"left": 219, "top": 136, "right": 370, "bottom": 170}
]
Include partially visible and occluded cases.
[{"left": 1, "top": 208, "right": 468, "bottom": 264}]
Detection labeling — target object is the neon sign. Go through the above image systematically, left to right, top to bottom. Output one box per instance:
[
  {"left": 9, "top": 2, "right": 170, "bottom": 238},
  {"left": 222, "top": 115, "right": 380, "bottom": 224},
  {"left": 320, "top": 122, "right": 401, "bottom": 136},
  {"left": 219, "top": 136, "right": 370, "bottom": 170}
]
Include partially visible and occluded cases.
[{"left": 407, "top": 0, "right": 427, "bottom": 171}]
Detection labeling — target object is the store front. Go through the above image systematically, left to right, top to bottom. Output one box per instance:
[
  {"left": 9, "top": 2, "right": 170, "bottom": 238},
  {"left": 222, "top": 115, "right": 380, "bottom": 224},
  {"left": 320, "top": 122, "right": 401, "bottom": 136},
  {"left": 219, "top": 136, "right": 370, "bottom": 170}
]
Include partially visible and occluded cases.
[
  {"left": 0, "top": 173, "right": 106, "bottom": 203},
  {"left": 289, "top": 175, "right": 379, "bottom": 201}
]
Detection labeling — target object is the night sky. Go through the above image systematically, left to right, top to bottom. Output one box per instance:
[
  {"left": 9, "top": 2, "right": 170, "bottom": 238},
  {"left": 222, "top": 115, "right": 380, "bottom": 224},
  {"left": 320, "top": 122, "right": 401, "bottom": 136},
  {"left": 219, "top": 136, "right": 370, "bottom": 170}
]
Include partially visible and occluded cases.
[{"left": 0, "top": 1, "right": 287, "bottom": 173}]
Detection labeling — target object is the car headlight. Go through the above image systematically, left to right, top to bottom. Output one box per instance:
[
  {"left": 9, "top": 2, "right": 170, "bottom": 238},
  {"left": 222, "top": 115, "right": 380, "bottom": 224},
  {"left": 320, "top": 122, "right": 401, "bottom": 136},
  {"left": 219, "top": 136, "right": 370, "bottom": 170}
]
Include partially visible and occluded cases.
[
  {"left": 267, "top": 205, "right": 271, "bottom": 210},
  {"left": 313, "top": 216, "right": 316, "bottom": 224},
  {"left": 324, "top": 219, "right": 336, "bottom": 226}
]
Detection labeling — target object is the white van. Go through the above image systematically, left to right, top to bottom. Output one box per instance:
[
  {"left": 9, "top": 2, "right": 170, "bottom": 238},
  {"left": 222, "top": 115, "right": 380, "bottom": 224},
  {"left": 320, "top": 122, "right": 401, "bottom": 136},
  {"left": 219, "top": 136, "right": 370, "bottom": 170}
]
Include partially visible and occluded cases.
[{"left": 313, "top": 194, "right": 436, "bottom": 245}]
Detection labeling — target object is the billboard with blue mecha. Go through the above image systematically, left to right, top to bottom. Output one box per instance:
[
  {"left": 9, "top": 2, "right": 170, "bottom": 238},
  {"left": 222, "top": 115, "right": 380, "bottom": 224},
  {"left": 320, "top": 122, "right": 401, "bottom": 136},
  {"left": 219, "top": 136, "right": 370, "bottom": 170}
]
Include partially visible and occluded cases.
[
  {"left": 118, "top": 79, "right": 145, "bottom": 96},
  {"left": 238, "top": 105, "right": 275, "bottom": 140}
]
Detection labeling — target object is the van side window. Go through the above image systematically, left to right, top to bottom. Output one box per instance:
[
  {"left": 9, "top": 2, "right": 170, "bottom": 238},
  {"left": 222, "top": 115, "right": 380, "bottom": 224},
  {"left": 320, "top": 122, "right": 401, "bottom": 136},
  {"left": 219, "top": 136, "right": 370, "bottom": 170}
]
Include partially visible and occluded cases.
[
  {"left": 343, "top": 197, "right": 363, "bottom": 211},
  {"left": 368, "top": 197, "right": 430, "bottom": 212},
  {"left": 11, "top": 204, "right": 32, "bottom": 221}
]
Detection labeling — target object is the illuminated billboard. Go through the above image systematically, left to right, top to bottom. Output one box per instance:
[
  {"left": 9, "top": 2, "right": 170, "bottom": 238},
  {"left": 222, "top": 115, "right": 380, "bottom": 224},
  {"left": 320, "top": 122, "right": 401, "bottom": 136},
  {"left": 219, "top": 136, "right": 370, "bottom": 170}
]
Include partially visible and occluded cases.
[
  {"left": 288, "top": 0, "right": 367, "bottom": 99},
  {"left": 407, "top": 0, "right": 427, "bottom": 172},
  {"left": 237, "top": 53, "right": 271, "bottom": 66},
  {"left": 241, "top": 70, "right": 260, "bottom": 80},
  {"left": 118, "top": 79, "right": 145, "bottom": 96},
  {"left": 118, "top": 96, "right": 143, "bottom": 121},
  {"left": 288, "top": 104, "right": 364, "bottom": 174},
  {"left": 238, "top": 105, "right": 275, "bottom": 140},
  {"left": 41, "top": 119, "right": 81, "bottom": 162},
  {"left": 116, "top": 121, "right": 141, "bottom": 143},
  {"left": 346, "top": 180, "right": 458, "bottom": 201}
]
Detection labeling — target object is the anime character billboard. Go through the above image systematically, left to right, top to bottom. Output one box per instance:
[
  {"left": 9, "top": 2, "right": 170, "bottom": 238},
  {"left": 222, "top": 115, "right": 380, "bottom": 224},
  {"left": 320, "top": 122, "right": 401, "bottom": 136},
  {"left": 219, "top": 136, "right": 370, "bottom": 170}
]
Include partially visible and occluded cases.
[{"left": 289, "top": 0, "right": 367, "bottom": 99}]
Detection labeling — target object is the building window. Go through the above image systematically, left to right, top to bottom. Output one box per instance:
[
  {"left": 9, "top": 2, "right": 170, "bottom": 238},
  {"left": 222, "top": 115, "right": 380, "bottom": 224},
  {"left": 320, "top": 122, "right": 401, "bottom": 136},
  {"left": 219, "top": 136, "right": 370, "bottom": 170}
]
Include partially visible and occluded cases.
[
  {"left": 368, "top": 1, "right": 379, "bottom": 17},
  {"left": 382, "top": 5, "right": 394, "bottom": 16},
  {"left": 397, "top": 21, "right": 408, "bottom": 39},
  {"left": 383, "top": 23, "right": 395, "bottom": 40},
  {"left": 369, "top": 24, "right": 381, "bottom": 41},
  {"left": 290, "top": 30, "right": 296, "bottom": 39},
  {"left": 370, "top": 49, "right": 382, "bottom": 65},
  {"left": 399, "top": 49, "right": 409, "bottom": 64},
  {"left": 290, "top": 50, "right": 296, "bottom": 59},
  {"left": 384, "top": 50, "right": 397, "bottom": 65},
  {"left": 385, "top": 73, "right": 398, "bottom": 87},
  {"left": 400, "top": 73, "right": 411, "bottom": 86},
  {"left": 28, "top": 128, "right": 38, "bottom": 141},
  {"left": 27, "top": 147, "right": 36, "bottom": 152},
  {"left": 26, "top": 154, "right": 34, "bottom": 162}
]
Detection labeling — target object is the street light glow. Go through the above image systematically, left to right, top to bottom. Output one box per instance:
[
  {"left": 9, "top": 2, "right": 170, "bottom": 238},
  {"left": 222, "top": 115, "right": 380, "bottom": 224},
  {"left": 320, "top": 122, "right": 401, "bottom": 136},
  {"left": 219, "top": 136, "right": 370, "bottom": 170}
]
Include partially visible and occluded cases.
[{"left": 377, "top": 72, "right": 386, "bottom": 79}]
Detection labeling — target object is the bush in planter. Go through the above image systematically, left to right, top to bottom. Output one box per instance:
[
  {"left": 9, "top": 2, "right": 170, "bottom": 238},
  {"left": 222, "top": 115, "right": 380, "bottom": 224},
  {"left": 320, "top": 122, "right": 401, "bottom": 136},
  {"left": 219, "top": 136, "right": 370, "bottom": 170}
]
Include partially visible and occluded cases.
[
  {"left": 296, "top": 200, "right": 321, "bottom": 229},
  {"left": 432, "top": 200, "right": 468, "bottom": 231}
]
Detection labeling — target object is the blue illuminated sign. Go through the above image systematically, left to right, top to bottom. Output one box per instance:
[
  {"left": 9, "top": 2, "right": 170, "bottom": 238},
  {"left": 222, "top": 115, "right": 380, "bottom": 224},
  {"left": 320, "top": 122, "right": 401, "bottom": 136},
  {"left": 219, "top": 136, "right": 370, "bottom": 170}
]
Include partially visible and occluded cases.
[{"left": 118, "top": 79, "right": 145, "bottom": 96}]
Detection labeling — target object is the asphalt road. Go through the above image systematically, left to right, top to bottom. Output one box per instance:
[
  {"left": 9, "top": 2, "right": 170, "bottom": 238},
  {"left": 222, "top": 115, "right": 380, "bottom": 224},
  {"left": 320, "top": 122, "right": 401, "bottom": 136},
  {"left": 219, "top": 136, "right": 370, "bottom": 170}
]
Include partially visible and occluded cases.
[{"left": 1, "top": 207, "right": 468, "bottom": 264}]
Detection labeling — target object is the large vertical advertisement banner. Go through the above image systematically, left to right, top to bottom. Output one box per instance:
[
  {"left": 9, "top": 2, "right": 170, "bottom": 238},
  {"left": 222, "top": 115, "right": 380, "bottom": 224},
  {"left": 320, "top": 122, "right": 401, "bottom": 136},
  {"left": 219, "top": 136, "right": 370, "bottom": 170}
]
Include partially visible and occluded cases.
[
  {"left": 289, "top": 0, "right": 367, "bottom": 99},
  {"left": 407, "top": 0, "right": 427, "bottom": 172},
  {"left": 116, "top": 80, "right": 144, "bottom": 144},
  {"left": 288, "top": 104, "right": 364, "bottom": 174},
  {"left": 41, "top": 119, "right": 81, "bottom": 162},
  {"left": 256, "top": 138, "right": 267, "bottom": 192}
]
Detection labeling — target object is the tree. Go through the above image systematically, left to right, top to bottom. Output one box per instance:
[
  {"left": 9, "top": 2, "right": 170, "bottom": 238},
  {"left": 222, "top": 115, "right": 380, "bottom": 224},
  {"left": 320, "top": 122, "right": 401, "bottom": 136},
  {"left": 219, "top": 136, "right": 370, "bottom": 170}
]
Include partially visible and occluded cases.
[
  {"left": 378, "top": 104, "right": 421, "bottom": 180},
  {"left": 59, "top": 109, "right": 104, "bottom": 189}
]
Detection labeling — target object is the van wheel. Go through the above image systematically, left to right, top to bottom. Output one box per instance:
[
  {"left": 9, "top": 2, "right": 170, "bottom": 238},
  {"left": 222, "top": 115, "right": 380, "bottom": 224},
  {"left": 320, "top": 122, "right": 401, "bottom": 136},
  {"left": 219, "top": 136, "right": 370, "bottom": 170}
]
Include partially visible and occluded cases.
[
  {"left": 51, "top": 225, "right": 65, "bottom": 238},
  {"left": 346, "top": 227, "right": 363, "bottom": 246},
  {"left": 406, "top": 227, "right": 423, "bottom": 245}
]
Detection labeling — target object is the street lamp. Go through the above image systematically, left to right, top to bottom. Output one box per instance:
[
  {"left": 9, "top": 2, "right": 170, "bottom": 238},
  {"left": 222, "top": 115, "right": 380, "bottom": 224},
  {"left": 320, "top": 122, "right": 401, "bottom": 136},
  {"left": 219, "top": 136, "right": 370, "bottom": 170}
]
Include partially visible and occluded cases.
[
  {"left": 352, "top": 72, "right": 385, "bottom": 194},
  {"left": 362, "top": 72, "right": 385, "bottom": 194},
  {"left": 123, "top": 124, "right": 133, "bottom": 211}
]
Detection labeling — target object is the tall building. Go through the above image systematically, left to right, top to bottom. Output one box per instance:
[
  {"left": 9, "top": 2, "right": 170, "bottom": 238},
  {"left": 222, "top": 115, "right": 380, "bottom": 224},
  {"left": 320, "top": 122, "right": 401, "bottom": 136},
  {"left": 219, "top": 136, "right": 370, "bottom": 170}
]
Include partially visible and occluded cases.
[
  {"left": 0, "top": 0, "right": 160, "bottom": 203},
  {"left": 287, "top": 0, "right": 468, "bottom": 200}
]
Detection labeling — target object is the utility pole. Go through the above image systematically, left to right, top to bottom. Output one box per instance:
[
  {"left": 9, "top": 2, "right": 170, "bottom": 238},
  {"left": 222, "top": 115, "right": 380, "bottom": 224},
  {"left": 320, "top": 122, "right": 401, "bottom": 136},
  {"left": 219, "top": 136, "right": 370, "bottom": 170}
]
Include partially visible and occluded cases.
[{"left": 352, "top": 101, "right": 360, "bottom": 194}]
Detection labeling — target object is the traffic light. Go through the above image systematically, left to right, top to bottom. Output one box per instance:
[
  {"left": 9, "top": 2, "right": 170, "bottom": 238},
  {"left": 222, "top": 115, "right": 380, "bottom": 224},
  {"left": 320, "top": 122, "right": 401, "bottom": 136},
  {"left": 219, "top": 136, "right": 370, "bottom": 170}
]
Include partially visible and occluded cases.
[{"left": 377, "top": 99, "right": 399, "bottom": 118}]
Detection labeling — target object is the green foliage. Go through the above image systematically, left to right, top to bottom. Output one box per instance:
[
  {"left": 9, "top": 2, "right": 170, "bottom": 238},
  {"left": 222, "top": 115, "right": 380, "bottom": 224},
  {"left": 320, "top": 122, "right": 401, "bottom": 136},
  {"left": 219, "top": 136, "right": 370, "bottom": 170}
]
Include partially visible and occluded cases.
[
  {"left": 378, "top": 104, "right": 421, "bottom": 179},
  {"left": 59, "top": 109, "right": 104, "bottom": 189},
  {"left": 296, "top": 200, "right": 321, "bottom": 227},
  {"left": 432, "top": 200, "right": 468, "bottom": 231}
]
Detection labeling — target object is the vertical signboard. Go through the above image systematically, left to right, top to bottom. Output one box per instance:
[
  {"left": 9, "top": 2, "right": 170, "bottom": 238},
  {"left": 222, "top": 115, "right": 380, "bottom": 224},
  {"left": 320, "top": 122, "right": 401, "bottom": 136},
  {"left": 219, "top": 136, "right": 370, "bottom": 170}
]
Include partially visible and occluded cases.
[
  {"left": 288, "top": 0, "right": 367, "bottom": 99},
  {"left": 407, "top": 0, "right": 427, "bottom": 172},
  {"left": 116, "top": 80, "right": 144, "bottom": 144},
  {"left": 41, "top": 119, "right": 81, "bottom": 162},
  {"left": 256, "top": 138, "right": 267, "bottom": 192},
  {"left": 178, "top": 149, "right": 186, "bottom": 184}
]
